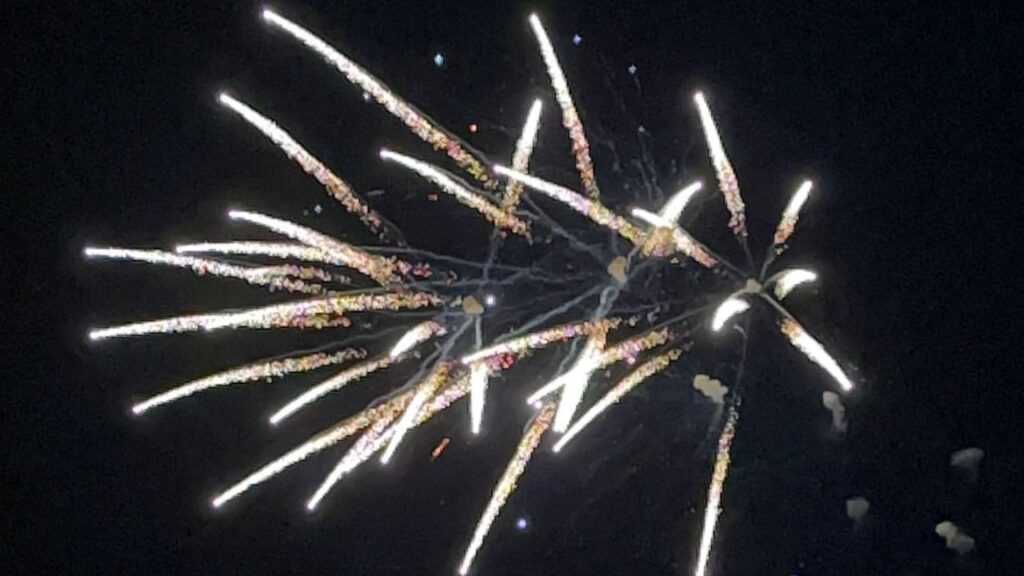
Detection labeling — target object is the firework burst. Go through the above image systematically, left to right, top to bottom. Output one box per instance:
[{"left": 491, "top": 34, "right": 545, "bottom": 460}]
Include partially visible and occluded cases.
[{"left": 87, "top": 9, "right": 856, "bottom": 575}]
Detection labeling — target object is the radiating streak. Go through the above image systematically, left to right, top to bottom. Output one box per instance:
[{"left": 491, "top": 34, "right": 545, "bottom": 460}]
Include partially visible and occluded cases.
[
  {"left": 261, "top": 9, "right": 497, "bottom": 190},
  {"left": 528, "top": 14, "right": 600, "bottom": 199},
  {"left": 694, "top": 92, "right": 746, "bottom": 237},
  {"left": 218, "top": 93, "right": 393, "bottom": 240},
  {"left": 502, "top": 99, "right": 543, "bottom": 211},
  {"left": 380, "top": 150, "right": 529, "bottom": 237},
  {"left": 494, "top": 165, "right": 646, "bottom": 244},
  {"left": 774, "top": 180, "right": 812, "bottom": 245},
  {"left": 658, "top": 181, "right": 703, "bottom": 223},
  {"left": 631, "top": 208, "right": 718, "bottom": 268},
  {"left": 227, "top": 210, "right": 402, "bottom": 284},
  {"left": 175, "top": 241, "right": 334, "bottom": 264},
  {"left": 83, "top": 247, "right": 322, "bottom": 294},
  {"left": 771, "top": 269, "right": 817, "bottom": 300},
  {"left": 200, "top": 291, "right": 442, "bottom": 332},
  {"left": 711, "top": 297, "right": 750, "bottom": 331},
  {"left": 90, "top": 312, "right": 243, "bottom": 340},
  {"left": 779, "top": 318, "right": 854, "bottom": 392},
  {"left": 459, "top": 319, "right": 608, "bottom": 365},
  {"left": 389, "top": 320, "right": 446, "bottom": 359},
  {"left": 552, "top": 334, "right": 605, "bottom": 432},
  {"left": 133, "top": 348, "right": 364, "bottom": 415},
  {"left": 553, "top": 349, "right": 681, "bottom": 452},
  {"left": 268, "top": 354, "right": 393, "bottom": 425},
  {"left": 380, "top": 362, "right": 450, "bottom": 464},
  {"left": 469, "top": 362, "right": 489, "bottom": 434},
  {"left": 308, "top": 373, "right": 471, "bottom": 510},
  {"left": 211, "top": 387, "right": 417, "bottom": 508},
  {"left": 457, "top": 402, "right": 556, "bottom": 576},
  {"left": 694, "top": 405, "right": 739, "bottom": 576}
]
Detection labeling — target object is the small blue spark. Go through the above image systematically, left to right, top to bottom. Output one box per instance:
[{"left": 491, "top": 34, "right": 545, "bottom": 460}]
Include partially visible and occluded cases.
[
  {"left": 572, "top": 34, "right": 582, "bottom": 45},
  {"left": 433, "top": 53, "right": 445, "bottom": 67},
  {"left": 628, "top": 64, "right": 637, "bottom": 75},
  {"left": 313, "top": 204, "right": 322, "bottom": 214},
  {"left": 515, "top": 517, "right": 528, "bottom": 531}
]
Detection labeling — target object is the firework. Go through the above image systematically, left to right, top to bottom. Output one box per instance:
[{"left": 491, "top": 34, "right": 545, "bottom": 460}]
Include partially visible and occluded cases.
[
  {"left": 261, "top": 9, "right": 497, "bottom": 190},
  {"left": 528, "top": 14, "right": 600, "bottom": 199},
  {"left": 694, "top": 92, "right": 746, "bottom": 237},
  {"left": 218, "top": 93, "right": 394, "bottom": 240},
  {"left": 502, "top": 99, "right": 544, "bottom": 211},
  {"left": 774, "top": 180, "right": 813, "bottom": 246},
  {"left": 630, "top": 208, "right": 718, "bottom": 268},
  {"left": 176, "top": 241, "right": 333, "bottom": 264},
  {"left": 771, "top": 269, "right": 817, "bottom": 300},
  {"left": 711, "top": 297, "right": 750, "bottom": 331},
  {"left": 779, "top": 318, "right": 854, "bottom": 392},
  {"left": 133, "top": 348, "right": 364, "bottom": 415},
  {"left": 268, "top": 354, "right": 393, "bottom": 425},
  {"left": 380, "top": 362, "right": 451, "bottom": 464},
  {"left": 469, "top": 362, "right": 489, "bottom": 434},
  {"left": 458, "top": 402, "right": 556, "bottom": 575},
  {"left": 694, "top": 405, "right": 739, "bottom": 576}
]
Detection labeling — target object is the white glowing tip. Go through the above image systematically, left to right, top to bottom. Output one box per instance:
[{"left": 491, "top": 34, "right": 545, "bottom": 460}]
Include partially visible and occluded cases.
[
  {"left": 217, "top": 91, "right": 231, "bottom": 104},
  {"left": 786, "top": 180, "right": 813, "bottom": 218},
  {"left": 658, "top": 181, "right": 702, "bottom": 223},
  {"left": 631, "top": 207, "right": 670, "bottom": 228},
  {"left": 773, "top": 269, "right": 817, "bottom": 300},
  {"left": 484, "top": 294, "right": 496, "bottom": 307},
  {"left": 711, "top": 297, "right": 750, "bottom": 331},
  {"left": 389, "top": 324, "right": 427, "bottom": 358},
  {"left": 469, "top": 363, "right": 489, "bottom": 435}
]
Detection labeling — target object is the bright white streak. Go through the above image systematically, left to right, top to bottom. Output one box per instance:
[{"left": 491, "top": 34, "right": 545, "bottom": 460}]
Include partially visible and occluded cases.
[
  {"left": 528, "top": 14, "right": 600, "bottom": 199},
  {"left": 694, "top": 91, "right": 746, "bottom": 236},
  {"left": 502, "top": 99, "right": 544, "bottom": 210},
  {"left": 380, "top": 149, "right": 529, "bottom": 236},
  {"left": 774, "top": 180, "right": 813, "bottom": 245},
  {"left": 658, "top": 181, "right": 703, "bottom": 222},
  {"left": 227, "top": 210, "right": 395, "bottom": 284},
  {"left": 175, "top": 241, "right": 333, "bottom": 264},
  {"left": 772, "top": 269, "right": 817, "bottom": 300},
  {"left": 711, "top": 297, "right": 750, "bottom": 331},
  {"left": 89, "top": 312, "right": 230, "bottom": 340},
  {"left": 780, "top": 319, "right": 854, "bottom": 392},
  {"left": 389, "top": 320, "right": 445, "bottom": 359},
  {"left": 551, "top": 338, "right": 603, "bottom": 432},
  {"left": 268, "top": 356, "right": 391, "bottom": 425},
  {"left": 469, "top": 363, "right": 489, "bottom": 435},
  {"left": 380, "top": 365, "right": 448, "bottom": 464},
  {"left": 457, "top": 402, "right": 555, "bottom": 576},
  {"left": 694, "top": 406, "right": 739, "bottom": 576}
]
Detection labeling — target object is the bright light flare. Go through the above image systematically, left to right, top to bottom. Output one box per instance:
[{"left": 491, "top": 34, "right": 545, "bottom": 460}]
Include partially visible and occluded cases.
[
  {"left": 658, "top": 181, "right": 702, "bottom": 223},
  {"left": 772, "top": 268, "right": 817, "bottom": 300},
  {"left": 711, "top": 297, "right": 750, "bottom": 331},
  {"left": 779, "top": 319, "right": 854, "bottom": 392},
  {"left": 469, "top": 362, "right": 489, "bottom": 434}
]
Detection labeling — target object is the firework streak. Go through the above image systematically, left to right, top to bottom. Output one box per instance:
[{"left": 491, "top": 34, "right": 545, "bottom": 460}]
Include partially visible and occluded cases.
[
  {"left": 262, "top": 10, "right": 497, "bottom": 190},
  {"left": 528, "top": 15, "right": 600, "bottom": 199},
  {"left": 694, "top": 92, "right": 746, "bottom": 237},
  {"left": 218, "top": 93, "right": 394, "bottom": 241},
  {"left": 502, "top": 99, "right": 544, "bottom": 211},
  {"left": 380, "top": 150, "right": 530, "bottom": 237},
  {"left": 494, "top": 166, "right": 647, "bottom": 244},
  {"left": 773, "top": 180, "right": 813, "bottom": 246},
  {"left": 631, "top": 208, "right": 718, "bottom": 268},
  {"left": 227, "top": 210, "right": 405, "bottom": 284},
  {"left": 176, "top": 241, "right": 334, "bottom": 265},
  {"left": 84, "top": 247, "right": 324, "bottom": 294},
  {"left": 771, "top": 269, "right": 816, "bottom": 300},
  {"left": 460, "top": 319, "right": 616, "bottom": 365},
  {"left": 778, "top": 319, "right": 853, "bottom": 392},
  {"left": 132, "top": 348, "right": 364, "bottom": 415},
  {"left": 554, "top": 348, "right": 682, "bottom": 452},
  {"left": 269, "top": 354, "right": 393, "bottom": 425},
  {"left": 381, "top": 362, "right": 451, "bottom": 463},
  {"left": 469, "top": 362, "right": 490, "bottom": 434},
  {"left": 458, "top": 402, "right": 556, "bottom": 575},
  {"left": 694, "top": 404, "right": 739, "bottom": 576}
]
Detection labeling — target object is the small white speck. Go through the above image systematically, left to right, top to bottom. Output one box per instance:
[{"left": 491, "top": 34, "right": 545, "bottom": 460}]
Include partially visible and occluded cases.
[
  {"left": 572, "top": 34, "right": 582, "bottom": 45},
  {"left": 433, "top": 53, "right": 445, "bottom": 67},
  {"left": 628, "top": 64, "right": 637, "bottom": 75},
  {"left": 362, "top": 92, "right": 371, "bottom": 101},
  {"left": 313, "top": 204, "right": 322, "bottom": 214},
  {"left": 484, "top": 294, "right": 496, "bottom": 307},
  {"left": 515, "top": 517, "right": 528, "bottom": 530}
]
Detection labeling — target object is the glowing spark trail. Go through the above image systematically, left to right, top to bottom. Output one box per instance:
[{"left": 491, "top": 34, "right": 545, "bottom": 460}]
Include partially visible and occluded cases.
[
  {"left": 262, "top": 9, "right": 497, "bottom": 190},
  {"left": 528, "top": 14, "right": 600, "bottom": 199},
  {"left": 694, "top": 92, "right": 746, "bottom": 237},
  {"left": 218, "top": 93, "right": 392, "bottom": 240},
  {"left": 502, "top": 99, "right": 543, "bottom": 211},
  {"left": 380, "top": 149, "right": 530, "bottom": 237},
  {"left": 494, "top": 165, "right": 646, "bottom": 244},
  {"left": 774, "top": 180, "right": 813, "bottom": 246},
  {"left": 659, "top": 181, "right": 703, "bottom": 223},
  {"left": 631, "top": 208, "right": 718, "bottom": 268},
  {"left": 227, "top": 210, "right": 403, "bottom": 284},
  {"left": 175, "top": 241, "right": 333, "bottom": 264},
  {"left": 83, "top": 247, "right": 323, "bottom": 294},
  {"left": 771, "top": 269, "right": 817, "bottom": 300},
  {"left": 200, "top": 291, "right": 442, "bottom": 332},
  {"left": 711, "top": 297, "right": 751, "bottom": 332},
  {"left": 779, "top": 319, "right": 854, "bottom": 392},
  {"left": 389, "top": 320, "right": 447, "bottom": 359},
  {"left": 460, "top": 320, "right": 609, "bottom": 365},
  {"left": 552, "top": 334, "right": 605, "bottom": 432},
  {"left": 133, "top": 348, "right": 364, "bottom": 415},
  {"left": 553, "top": 349, "right": 681, "bottom": 452},
  {"left": 268, "top": 355, "right": 393, "bottom": 425},
  {"left": 380, "top": 362, "right": 451, "bottom": 464},
  {"left": 469, "top": 362, "right": 489, "bottom": 434},
  {"left": 212, "top": 387, "right": 417, "bottom": 508},
  {"left": 458, "top": 402, "right": 556, "bottom": 576},
  {"left": 694, "top": 405, "right": 739, "bottom": 576}
]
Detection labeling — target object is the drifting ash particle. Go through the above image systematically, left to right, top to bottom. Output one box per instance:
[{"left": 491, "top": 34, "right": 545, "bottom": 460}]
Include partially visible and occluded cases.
[
  {"left": 693, "top": 374, "right": 728, "bottom": 405},
  {"left": 431, "top": 437, "right": 451, "bottom": 461}
]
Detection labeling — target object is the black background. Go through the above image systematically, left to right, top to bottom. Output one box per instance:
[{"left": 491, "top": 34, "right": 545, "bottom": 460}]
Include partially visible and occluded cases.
[{"left": 6, "top": 1, "right": 1020, "bottom": 575}]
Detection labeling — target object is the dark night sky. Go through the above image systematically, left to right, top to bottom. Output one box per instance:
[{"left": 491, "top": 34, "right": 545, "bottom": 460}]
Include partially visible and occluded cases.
[{"left": 6, "top": 1, "right": 1021, "bottom": 575}]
